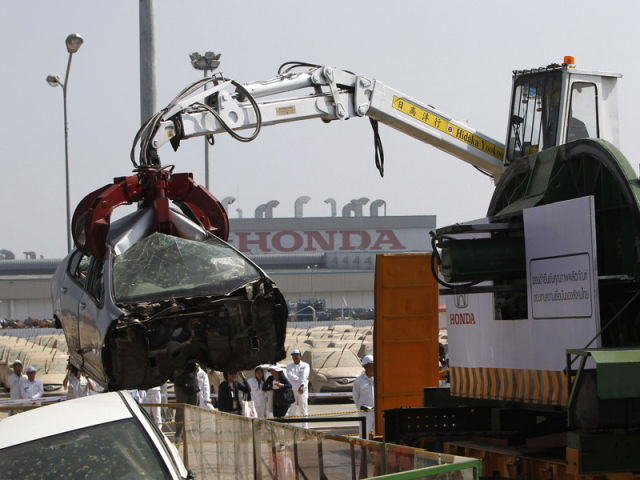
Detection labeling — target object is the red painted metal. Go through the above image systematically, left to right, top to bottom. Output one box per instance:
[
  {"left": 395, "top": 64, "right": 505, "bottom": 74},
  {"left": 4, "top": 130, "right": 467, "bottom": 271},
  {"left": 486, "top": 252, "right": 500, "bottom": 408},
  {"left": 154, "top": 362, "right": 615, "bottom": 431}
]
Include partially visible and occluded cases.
[{"left": 71, "top": 168, "right": 229, "bottom": 259}]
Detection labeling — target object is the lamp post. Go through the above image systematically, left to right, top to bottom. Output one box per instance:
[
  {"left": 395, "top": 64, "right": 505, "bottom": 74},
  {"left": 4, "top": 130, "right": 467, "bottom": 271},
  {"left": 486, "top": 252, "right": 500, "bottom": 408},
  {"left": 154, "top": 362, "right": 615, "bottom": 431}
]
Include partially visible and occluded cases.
[
  {"left": 47, "top": 33, "right": 84, "bottom": 253},
  {"left": 189, "top": 51, "right": 221, "bottom": 191},
  {"left": 307, "top": 264, "right": 318, "bottom": 300}
]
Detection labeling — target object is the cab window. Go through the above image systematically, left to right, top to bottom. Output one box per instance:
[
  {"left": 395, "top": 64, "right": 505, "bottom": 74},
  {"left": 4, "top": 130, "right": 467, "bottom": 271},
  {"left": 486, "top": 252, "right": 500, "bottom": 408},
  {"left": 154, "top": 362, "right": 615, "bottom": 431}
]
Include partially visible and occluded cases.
[
  {"left": 507, "top": 72, "right": 562, "bottom": 162},
  {"left": 566, "top": 82, "right": 598, "bottom": 142}
]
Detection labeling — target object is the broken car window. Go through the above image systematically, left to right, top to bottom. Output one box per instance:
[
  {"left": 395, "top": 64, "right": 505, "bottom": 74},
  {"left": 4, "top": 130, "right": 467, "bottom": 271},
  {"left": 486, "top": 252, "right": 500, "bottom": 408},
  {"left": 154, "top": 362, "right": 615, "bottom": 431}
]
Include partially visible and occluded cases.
[
  {"left": 112, "top": 232, "right": 262, "bottom": 303},
  {"left": 0, "top": 418, "right": 171, "bottom": 479}
]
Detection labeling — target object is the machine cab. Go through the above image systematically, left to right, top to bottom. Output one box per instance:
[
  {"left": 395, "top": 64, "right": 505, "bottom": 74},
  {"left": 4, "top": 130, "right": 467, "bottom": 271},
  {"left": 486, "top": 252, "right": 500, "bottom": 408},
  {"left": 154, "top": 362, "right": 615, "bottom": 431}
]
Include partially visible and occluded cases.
[{"left": 505, "top": 57, "right": 621, "bottom": 163}]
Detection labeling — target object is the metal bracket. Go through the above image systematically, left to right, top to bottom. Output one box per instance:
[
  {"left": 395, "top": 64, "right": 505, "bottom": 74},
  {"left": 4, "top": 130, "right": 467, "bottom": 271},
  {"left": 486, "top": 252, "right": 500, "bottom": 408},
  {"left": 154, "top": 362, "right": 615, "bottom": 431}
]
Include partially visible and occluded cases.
[
  {"left": 322, "top": 66, "right": 348, "bottom": 120},
  {"left": 354, "top": 75, "right": 374, "bottom": 116},
  {"left": 217, "top": 90, "right": 243, "bottom": 128}
]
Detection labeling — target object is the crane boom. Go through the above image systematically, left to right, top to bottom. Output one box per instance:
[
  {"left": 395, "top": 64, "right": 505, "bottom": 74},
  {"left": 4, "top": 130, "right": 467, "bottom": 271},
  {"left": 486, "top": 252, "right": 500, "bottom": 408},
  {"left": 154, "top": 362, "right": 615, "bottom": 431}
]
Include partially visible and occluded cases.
[{"left": 148, "top": 65, "right": 505, "bottom": 177}]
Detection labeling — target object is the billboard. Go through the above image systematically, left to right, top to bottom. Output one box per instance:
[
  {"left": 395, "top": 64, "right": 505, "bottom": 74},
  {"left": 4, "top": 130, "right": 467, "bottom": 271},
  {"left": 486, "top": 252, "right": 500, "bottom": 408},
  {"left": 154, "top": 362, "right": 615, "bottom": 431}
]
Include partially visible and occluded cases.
[{"left": 227, "top": 216, "right": 436, "bottom": 255}]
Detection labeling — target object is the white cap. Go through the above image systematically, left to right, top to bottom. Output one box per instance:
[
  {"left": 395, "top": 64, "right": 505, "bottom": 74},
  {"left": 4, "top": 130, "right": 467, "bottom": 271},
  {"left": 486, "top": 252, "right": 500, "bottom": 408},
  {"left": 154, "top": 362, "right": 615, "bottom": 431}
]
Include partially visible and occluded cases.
[
  {"left": 291, "top": 349, "right": 301, "bottom": 355},
  {"left": 362, "top": 355, "right": 374, "bottom": 366},
  {"left": 12, "top": 359, "right": 22, "bottom": 367},
  {"left": 268, "top": 363, "right": 284, "bottom": 372},
  {"left": 26, "top": 366, "right": 36, "bottom": 373}
]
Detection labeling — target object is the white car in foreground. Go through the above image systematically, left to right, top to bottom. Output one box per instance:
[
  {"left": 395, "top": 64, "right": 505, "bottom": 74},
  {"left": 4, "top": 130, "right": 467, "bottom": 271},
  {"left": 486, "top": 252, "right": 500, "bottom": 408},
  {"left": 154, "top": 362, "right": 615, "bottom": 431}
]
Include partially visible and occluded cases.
[{"left": 0, "top": 391, "right": 190, "bottom": 479}]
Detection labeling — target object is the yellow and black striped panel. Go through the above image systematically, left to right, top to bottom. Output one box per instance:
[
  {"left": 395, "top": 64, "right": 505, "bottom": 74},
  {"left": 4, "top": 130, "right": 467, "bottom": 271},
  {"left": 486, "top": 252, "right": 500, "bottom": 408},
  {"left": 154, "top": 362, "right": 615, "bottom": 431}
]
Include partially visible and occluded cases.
[{"left": 450, "top": 367, "right": 568, "bottom": 406}]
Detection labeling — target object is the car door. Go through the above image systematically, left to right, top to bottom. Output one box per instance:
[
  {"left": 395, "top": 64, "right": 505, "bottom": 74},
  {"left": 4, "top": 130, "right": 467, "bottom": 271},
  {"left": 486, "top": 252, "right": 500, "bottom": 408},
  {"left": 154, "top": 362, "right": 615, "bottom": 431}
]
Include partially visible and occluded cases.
[
  {"left": 57, "top": 251, "right": 91, "bottom": 361},
  {"left": 77, "top": 257, "right": 109, "bottom": 385}
]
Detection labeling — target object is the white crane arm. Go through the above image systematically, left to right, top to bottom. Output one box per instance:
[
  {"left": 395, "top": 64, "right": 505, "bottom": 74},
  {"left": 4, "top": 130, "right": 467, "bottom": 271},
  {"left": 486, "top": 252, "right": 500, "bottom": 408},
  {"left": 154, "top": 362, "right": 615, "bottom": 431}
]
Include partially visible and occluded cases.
[{"left": 148, "top": 65, "right": 504, "bottom": 177}]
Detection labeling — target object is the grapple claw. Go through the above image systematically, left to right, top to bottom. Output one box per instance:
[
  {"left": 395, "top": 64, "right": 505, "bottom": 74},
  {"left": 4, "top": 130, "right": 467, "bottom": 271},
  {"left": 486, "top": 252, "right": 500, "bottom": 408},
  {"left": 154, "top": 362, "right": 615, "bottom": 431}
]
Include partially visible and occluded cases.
[{"left": 71, "top": 168, "right": 229, "bottom": 259}]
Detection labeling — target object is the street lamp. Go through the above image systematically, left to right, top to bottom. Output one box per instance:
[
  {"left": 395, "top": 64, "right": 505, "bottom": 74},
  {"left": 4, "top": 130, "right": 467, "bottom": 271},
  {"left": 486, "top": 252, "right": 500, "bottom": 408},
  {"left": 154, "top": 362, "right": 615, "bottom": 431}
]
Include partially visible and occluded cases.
[
  {"left": 46, "top": 33, "right": 84, "bottom": 253},
  {"left": 189, "top": 51, "right": 221, "bottom": 191},
  {"left": 307, "top": 264, "right": 318, "bottom": 299}
]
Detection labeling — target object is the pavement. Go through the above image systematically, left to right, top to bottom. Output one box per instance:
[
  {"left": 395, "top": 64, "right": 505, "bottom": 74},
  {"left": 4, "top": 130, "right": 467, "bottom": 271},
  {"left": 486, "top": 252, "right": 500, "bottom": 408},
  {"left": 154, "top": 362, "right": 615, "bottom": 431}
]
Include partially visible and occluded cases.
[{"left": 304, "top": 398, "right": 363, "bottom": 436}]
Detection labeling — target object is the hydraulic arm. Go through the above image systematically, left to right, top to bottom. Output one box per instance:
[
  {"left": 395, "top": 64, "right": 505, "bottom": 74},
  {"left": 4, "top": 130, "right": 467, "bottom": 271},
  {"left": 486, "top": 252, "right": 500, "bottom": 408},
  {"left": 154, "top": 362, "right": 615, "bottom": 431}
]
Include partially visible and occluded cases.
[
  {"left": 75, "top": 62, "right": 508, "bottom": 260},
  {"left": 145, "top": 63, "right": 505, "bottom": 177}
]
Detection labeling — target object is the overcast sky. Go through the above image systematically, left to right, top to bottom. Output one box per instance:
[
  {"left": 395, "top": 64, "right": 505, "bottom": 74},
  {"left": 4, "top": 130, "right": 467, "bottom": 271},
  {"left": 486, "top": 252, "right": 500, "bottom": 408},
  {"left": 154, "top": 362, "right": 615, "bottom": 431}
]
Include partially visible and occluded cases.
[{"left": 1, "top": 1, "right": 639, "bottom": 259}]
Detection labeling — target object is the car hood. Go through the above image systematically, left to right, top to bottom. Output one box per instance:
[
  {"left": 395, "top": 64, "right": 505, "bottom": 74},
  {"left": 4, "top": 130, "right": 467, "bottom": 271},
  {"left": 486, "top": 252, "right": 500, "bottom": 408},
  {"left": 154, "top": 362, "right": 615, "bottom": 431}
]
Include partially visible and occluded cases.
[{"left": 315, "top": 367, "right": 360, "bottom": 379}]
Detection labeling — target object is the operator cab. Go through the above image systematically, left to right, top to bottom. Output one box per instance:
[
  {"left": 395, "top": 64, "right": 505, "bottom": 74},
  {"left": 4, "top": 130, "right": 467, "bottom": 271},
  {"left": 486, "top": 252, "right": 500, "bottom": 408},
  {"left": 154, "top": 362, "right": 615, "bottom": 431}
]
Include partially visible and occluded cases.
[{"left": 505, "top": 56, "right": 621, "bottom": 164}]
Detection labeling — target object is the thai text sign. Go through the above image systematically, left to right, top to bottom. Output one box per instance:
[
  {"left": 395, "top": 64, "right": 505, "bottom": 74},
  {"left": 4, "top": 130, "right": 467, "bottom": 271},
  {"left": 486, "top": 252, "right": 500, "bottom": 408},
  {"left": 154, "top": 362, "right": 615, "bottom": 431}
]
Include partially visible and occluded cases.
[{"left": 529, "top": 253, "right": 593, "bottom": 319}]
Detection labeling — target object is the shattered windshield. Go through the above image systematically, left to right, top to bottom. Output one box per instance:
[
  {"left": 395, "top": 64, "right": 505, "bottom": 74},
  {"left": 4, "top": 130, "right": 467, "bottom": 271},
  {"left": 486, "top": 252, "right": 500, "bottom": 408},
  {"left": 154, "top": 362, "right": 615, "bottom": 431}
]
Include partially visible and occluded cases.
[
  {"left": 113, "top": 232, "right": 262, "bottom": 303},
  {"left": 0, "top": 418, "right": 171, "bottom": 479}
]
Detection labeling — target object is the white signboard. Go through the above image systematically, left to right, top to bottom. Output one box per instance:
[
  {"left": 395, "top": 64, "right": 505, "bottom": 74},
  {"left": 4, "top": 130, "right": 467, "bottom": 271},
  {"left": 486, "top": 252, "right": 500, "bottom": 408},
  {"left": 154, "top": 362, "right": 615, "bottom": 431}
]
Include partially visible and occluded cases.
[
  {"left": 447, "top": 196, "right": 600, "bottom": 371},
  {"left": 525, "top": 196, "right": 600, "bottom": 330},
  {"left": 529, "top": 253, "right": 593, "bottom": 319}
]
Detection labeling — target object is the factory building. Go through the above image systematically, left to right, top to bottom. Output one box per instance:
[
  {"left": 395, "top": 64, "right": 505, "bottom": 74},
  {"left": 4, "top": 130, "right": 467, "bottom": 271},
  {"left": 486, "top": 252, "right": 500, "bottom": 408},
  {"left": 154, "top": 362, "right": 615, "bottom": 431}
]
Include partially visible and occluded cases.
[{"left": 0, "top": 208, "right": 435, "bottom": 321}]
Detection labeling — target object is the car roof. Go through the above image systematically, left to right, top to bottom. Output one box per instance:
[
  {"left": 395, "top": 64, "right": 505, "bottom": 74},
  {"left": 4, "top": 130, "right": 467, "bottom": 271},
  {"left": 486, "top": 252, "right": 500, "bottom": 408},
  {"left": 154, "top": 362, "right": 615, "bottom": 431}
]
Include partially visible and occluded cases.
[{"left": 0, "top": 392, "right": 135, "bottom": 449}]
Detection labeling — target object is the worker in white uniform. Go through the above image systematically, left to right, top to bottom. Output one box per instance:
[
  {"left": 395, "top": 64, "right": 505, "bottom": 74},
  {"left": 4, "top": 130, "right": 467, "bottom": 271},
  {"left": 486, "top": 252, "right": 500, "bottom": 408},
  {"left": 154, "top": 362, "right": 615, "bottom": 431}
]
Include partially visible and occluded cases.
[
  {"left": 286, "top": 349, "right": 310, "bottom": 427},
  {"left": 352, "top": 354, "right": 375, "bottom": 438},
  {"left": 8, "top": 360, "right": 27, "bottom": 415},
  {"left": 8, "top": 360, "right": 26, "bottom": 400},
  {"left": 196, "top": 363, "right": 214, "bottom": 410},
  {"left": 247, "top": 365, "right": 268, "bottom": 418},
  {"left": 21, "top": 366, "right": 44, "bottom": 400},
  {"left": 63, "top": 367, "right": 95, "bottom": 399},
  {"left": 146, "top": 386, "right": 163, "bottom": 425}
]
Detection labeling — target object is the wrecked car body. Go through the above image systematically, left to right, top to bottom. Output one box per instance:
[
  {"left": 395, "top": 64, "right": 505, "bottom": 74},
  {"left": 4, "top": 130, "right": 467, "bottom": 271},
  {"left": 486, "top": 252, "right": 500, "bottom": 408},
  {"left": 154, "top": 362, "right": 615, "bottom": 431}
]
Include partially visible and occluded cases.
[{"left": 51, "top": 206, "right": 288, "bottom": 390}]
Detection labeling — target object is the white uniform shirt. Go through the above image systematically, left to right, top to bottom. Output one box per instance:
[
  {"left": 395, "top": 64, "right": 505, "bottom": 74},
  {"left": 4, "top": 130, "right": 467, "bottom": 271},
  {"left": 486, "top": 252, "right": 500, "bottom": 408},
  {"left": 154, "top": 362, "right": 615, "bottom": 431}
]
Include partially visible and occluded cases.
[
  {"left": 286, "top": 361, "right": 310, "bottom": 390},
  {"left": 196, "top": 367, "right": 211, "bottom": 408},
  {"left": 352, "top": 372, "right": 374, "bottom": 409},
  {"left": 8, "top": 373, "right": 26, "bottom": 400},
  {"left": 67, "top": 375, "right": 90, "bottom": 399},
  {"left": 247, "top": 377, "right": 267, "bottom": 417},
  {"left": 21, "top": 378, "right": 44, "bottom": 400},
  {"left": 126, "top": 390, "right": 147, "bottom": 403}
]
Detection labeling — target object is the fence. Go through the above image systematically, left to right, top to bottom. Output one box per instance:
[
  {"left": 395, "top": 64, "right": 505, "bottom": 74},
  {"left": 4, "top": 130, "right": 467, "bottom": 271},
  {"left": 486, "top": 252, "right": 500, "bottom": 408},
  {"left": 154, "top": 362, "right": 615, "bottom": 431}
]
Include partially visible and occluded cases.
[
  {"left": 0, "top": 400, "right": 479, "bottom": 479},
  {"left": 166, "top": 404, "right": 480, "bottom": 480}
]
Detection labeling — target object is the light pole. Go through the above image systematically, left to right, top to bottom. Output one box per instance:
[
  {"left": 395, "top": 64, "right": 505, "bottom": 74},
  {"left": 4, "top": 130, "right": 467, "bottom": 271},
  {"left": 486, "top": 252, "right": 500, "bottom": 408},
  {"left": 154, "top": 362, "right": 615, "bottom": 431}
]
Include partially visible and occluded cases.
[
  {"left": 47, "top": 33, "right": 84, "bottom": 254},
  {"left": 189, "top": 51, "right": 221, "bottom": 191},
  {"left": 307, "top": 264, "right": 318, "bottom": 299}
]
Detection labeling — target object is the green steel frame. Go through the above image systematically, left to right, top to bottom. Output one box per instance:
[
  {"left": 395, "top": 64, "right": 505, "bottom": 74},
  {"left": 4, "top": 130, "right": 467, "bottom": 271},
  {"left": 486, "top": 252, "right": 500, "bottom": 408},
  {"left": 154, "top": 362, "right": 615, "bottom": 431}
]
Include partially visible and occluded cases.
[{"left": 367, "top": 459, "right": 481, "bottom": 480}]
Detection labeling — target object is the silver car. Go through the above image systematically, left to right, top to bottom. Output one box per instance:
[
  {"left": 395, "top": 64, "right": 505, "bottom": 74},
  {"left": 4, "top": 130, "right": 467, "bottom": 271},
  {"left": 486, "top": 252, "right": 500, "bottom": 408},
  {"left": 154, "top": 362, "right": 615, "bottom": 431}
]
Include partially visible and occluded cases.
[
  {"left": 51, "top": 206, "right": 288, "bottom": 390},
  {"left": 302, "top": 348, "right": 362, "bottom": 395}
]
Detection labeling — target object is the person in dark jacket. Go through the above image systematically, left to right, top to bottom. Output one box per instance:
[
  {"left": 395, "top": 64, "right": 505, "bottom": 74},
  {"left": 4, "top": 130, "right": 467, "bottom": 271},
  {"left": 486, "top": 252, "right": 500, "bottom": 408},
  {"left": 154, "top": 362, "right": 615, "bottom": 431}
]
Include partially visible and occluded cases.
[
  {"left": 172, "top": 361, "right": 200, "bottom": 443},
  {"left": 262, "top": 364, "right": 293, "bottom": 418},
  {"left": 218, "top": 371, "right": 251, "bottom": 415}
]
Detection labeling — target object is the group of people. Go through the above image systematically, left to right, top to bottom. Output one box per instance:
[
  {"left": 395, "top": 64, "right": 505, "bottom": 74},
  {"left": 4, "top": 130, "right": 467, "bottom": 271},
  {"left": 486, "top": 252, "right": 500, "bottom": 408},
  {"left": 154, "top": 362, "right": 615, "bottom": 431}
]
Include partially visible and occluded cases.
[
  {"left": 8, "top": 348, "right": 376, "bottom": 435},
  {"left": 215, "top": 349, "right": 375, "bottom": 436},
  {"left": 217, "top": 349, "right": 310, "bottom": 422},
  {"left": 8, "top": 359, "right": 106, "bottom": 409},
  {"left": 8, "top": 360, "right": 44, "bottom": 402}
]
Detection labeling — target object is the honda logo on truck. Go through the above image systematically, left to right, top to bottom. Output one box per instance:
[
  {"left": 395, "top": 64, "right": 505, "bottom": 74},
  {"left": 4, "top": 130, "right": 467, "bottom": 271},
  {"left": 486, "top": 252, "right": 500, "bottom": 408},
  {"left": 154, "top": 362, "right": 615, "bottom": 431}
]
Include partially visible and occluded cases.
[{"left": 454, "top": 294, "right": 469, "bottom": 309}]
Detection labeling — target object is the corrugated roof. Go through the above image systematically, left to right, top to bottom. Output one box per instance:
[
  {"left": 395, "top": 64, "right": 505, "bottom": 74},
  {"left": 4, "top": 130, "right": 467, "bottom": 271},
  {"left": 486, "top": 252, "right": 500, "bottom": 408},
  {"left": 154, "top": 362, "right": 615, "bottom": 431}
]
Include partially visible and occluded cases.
[{"left": 0, "top": 259, "right": 62, "bottom": 275}]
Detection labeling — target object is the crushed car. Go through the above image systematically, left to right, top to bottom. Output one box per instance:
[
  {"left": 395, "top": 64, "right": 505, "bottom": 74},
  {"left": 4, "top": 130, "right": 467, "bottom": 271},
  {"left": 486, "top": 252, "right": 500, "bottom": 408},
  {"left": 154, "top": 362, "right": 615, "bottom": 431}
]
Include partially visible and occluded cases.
[{"left": 51, "top": 203, "right": 288, "bottom": 391}]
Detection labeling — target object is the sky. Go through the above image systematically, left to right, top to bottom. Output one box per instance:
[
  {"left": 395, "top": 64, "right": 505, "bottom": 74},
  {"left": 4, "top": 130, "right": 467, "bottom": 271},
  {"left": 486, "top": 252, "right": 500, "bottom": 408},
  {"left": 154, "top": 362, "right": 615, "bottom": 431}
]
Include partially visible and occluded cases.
[{"left": 1, "top": 1, "right": 639, "bottom": 259}]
